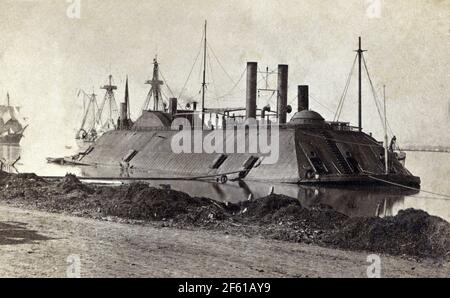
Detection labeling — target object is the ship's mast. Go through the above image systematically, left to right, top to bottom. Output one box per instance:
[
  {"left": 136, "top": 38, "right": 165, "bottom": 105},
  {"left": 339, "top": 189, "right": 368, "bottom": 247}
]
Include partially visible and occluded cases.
[
  {"left": 201, "top": 20, "right": 207, "bottom": 130},
  {"left": 356, "top": 37, "right": 366, "bottom": 132},
  {"left": 143, "top": 56, "right": 164, "bottom": 112},
  {"left": 257, "top": 67, "right": 277, "bottom": 118},
  {"left": 100, "top": 75, "right": 118, "bottom": 128},
  {"left": 383, "top": 85, "right": 389, "bottom": 174},
  {"left": 78, "top": 88, "right": 100, "bottom": 134},
  {"left": 6, "top": 92, "right": 10, "bottom": 107}
]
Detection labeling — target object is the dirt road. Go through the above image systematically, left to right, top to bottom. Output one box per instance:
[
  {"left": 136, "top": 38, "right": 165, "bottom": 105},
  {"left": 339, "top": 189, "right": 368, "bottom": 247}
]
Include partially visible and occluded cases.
[{"left": 0, "top": 204, "right": 448, "bottom": 277}]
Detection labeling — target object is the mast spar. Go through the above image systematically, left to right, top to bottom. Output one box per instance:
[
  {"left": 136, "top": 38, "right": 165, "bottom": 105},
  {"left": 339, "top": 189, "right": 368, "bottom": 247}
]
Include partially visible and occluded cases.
[
  {"left": 201, "top": 20, "right": 207, "bottom": 130},
  {"left": 356, "top": 36, "right": 366, "bottom": 132},
  {"left": 143, "top": 56, "right": 164, "bottom": 112},
  {"left": 99, "top": 74, "right": 118, "bottom": 129},
  {"left": 383, "top": 85, "right": 389, "bottom": 175}
]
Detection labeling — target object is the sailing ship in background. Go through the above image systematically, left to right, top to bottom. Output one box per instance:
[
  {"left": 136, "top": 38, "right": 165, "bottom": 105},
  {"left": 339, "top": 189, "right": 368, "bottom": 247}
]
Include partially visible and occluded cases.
[
  {"left": 75, "top": 75, "right": 121, "bottom": 150},
  {"left": 0, "top": 92, "right": 27, "bottom": 144}
]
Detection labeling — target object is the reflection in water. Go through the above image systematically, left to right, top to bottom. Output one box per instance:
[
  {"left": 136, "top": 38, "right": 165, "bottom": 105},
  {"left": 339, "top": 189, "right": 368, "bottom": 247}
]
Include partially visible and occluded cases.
[
  {"left": 78, "top": 160, "right": 450, "bottom": 222},
  {"left": 80, "top": 166, "right": 423, "bottom": 219},
  {"left": 164, "top": 181, "right": 416, "bottom": 219}
]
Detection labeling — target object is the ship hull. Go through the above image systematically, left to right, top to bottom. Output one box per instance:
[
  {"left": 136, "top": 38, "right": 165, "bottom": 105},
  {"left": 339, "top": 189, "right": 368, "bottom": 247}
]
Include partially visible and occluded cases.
[
  {"left": 70, "top": 126, "right": 421, "bottom": 188},
  {"left": 297, "top": 173, "right": 420, "bottom": 188}
]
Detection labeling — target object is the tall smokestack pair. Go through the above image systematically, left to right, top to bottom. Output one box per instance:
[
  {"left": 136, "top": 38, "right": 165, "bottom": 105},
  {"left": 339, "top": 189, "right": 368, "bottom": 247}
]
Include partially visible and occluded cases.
[
  {"left": 246, "top": 62, "right": 289, "bottom": 123},
  {"left": 246, "top": 63, "right": 299, "bottom": 123}
]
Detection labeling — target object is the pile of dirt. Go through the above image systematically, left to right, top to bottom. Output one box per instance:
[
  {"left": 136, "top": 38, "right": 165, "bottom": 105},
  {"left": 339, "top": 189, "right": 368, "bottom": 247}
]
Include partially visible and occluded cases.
[
  {"left": 0, "top": 172, "right": 46, "bottom": 188},
  {"left": 0, "top": 172, "right": 98, "bottom": 215},
  {"left": 0, "top": 172, "right": 49, "bottom": 204},
  {"left": 57, "top": 174, "right": 93, "bottom": 194},
  {"left": 96, "top": 183, "right": 228, "bottom": 222},
  {"left": 230, "top": 194, "right": 349, "bottom": 243},
  {"left": 235, "top": 194, "right": 347, "bottom": 229},
  {"left": 324, "top": 209, "right": 450, "bottom": 260}
]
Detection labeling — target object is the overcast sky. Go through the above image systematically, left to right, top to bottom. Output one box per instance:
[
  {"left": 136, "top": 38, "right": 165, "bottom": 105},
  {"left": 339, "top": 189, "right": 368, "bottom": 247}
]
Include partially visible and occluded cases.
[{"left": 0, "top": 0, "right": 449, "bottom": 158}]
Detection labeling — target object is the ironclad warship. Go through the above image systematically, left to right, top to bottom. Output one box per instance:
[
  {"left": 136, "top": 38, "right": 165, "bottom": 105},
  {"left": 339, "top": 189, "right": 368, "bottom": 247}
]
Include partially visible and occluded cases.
[{"left": 55, "top": 24, "right": 420, "bottom": 188}]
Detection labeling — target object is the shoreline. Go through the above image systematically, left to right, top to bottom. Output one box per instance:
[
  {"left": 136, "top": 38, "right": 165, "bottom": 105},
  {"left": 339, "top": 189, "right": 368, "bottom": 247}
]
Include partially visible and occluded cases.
[
  {"left": 0, "top": 171, "right": 449, "bottom": 277},
  {"left": 0, "top": 204, "right": 448, "bottom": 277}
]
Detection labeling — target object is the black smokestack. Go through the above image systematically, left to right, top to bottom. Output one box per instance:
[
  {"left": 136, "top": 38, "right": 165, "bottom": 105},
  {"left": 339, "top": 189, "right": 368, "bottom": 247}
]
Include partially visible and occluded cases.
[
  {"left": 246, "top": 62, "right": 257, "bottom": 119},
  {"left": 277, "top": 64, "right": 288, "bottom": 124},
  {"left": 120, "top": 76, "right": 130, "bottom": 129},
  {"left": 124, "top": 76, "right": 129, "bottom": 119},
  {"left": 298, "top": 85, "right": 309, "bottom": 112},
  {"left": 169, "top": 98, "right": 178, "bottom": 116},
  {"left": 120, "top": 102, "right": 127, "bottom": 124}
]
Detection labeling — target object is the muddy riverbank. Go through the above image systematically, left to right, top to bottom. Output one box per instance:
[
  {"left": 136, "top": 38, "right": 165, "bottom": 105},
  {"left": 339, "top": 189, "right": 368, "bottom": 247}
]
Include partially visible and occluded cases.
[
  {"left": 0, "top": 172, "right": 449, "bottom": 262},
  {"left": 3, "top": 204, "right": 450, "bottom": 278}
]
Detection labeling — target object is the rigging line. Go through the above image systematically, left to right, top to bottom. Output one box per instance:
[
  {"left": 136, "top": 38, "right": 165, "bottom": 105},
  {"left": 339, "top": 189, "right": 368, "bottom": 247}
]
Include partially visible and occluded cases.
[
  {"left": 178, "top": 31, "right": 205, "bottom": 100},
  {"left": 206, "top": 41, "right": 236, "bottom": 85},
  {"left": 178, "top": 49, "right": 201, "bottom": 100},
  {"left": 206, "top": 49, "right": 220, "bottom": 100},
  {"left": 334, "top": 53, "right": 358, "bottom": 121},
  {"left": 198, "top": 54, "right": 203, "bottom": 83},
  {"left": 337, "top": 54, "right": 358, "bottom": 121},
  {"left": 341, "top": 54, "right": 358, "bottom": 119},
  {"left": 333, "top": 55, "right": 357, "bottom": 121},
  {"left": 362, "top": 55, "right": 385, "bottom": 128},
  {"left": 257, "top": 65, "right": 264, "bottom": 79},
  {"left": 209, "top": 66, "right": 246, "bottom": 101},
  {"left": 257, "top": 66, "right": 275, "bottom": 90},
  {"left": 363, "top": 66, "right": 398, "bottom": 148},
  {"left": 158, "top": 69, "right": 176, "bottom": 99},
  {"left": 257, "top": 75, "right": 266, "bottom": 86},
  {"left": 336, "top": 75, "right": 351, "bottom": 121},
  {"left": 335, "top": 79, "right": 348, "bottom": 121},
  {"left": 374, "top": 84, "right": 396, "bottom": 139},
  {"left": 259, "top": 85, "right": 277, "bottom": 107},
  {"left": 142, "top": 88, "right": 153, "bottom": 112},
  {"left": 160, "top": 89, "right": 171, "bottom": 107},
  {"left": 266, "top": 90, "right": 276, "bottom": 106},
  {"left": 79, "top": 94, "right": 92, "bottom": 130},
  {"left": 97, "top": 94, "right": 106, "bottom": 120},
  {"left": 287, "top": 94, "right": 298, "bottom": 106},
  {"left": 309, "top": 94, "right": 336, "bottom": 114},
  {"left": 94, "top": 96, "right": 102, "bottom": 126},
  {"left": 367, "top": 175, "right": 450, "bottom": 200}
]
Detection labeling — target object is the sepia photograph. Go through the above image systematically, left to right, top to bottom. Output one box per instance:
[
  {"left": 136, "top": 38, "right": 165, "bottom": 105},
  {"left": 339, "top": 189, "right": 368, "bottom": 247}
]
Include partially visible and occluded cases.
[{"left": 0, "top": 0, "right": 449, "bottom": 283}]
